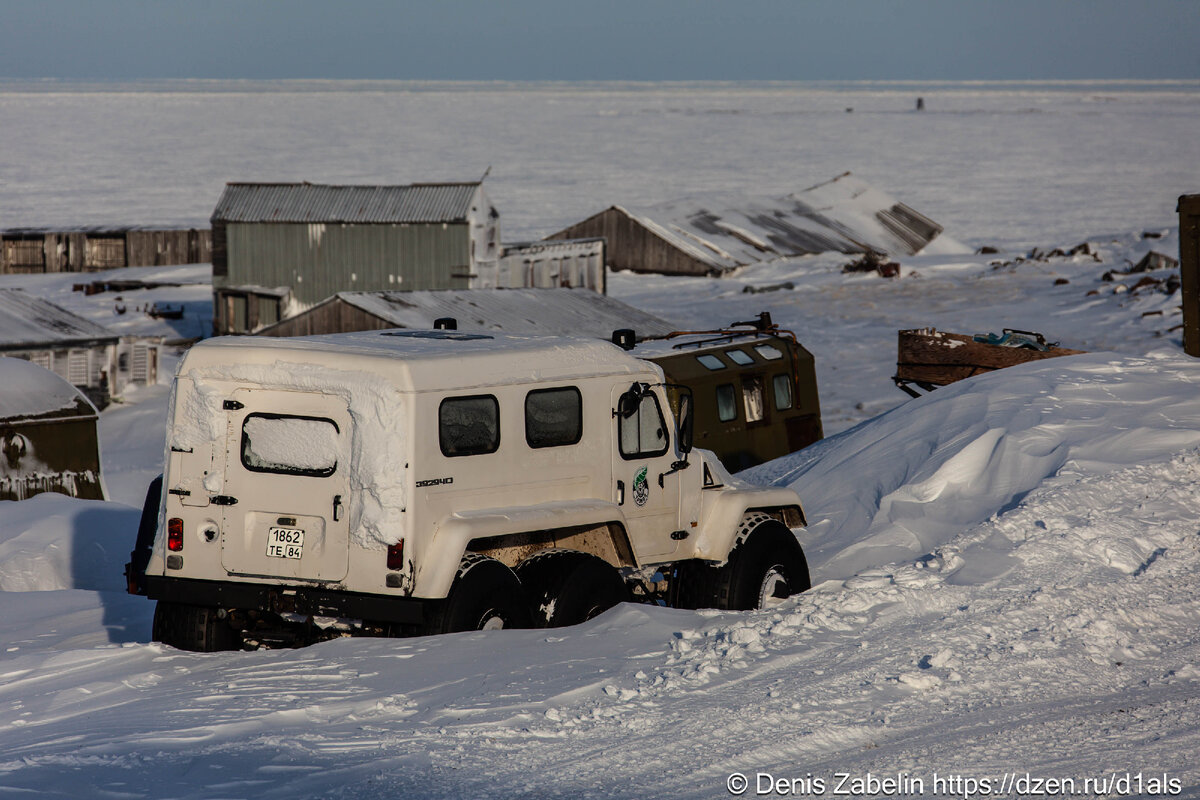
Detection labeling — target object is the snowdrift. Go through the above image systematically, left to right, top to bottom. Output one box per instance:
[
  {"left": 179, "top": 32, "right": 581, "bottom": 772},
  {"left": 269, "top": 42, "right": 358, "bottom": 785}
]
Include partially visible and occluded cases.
[{"left": 743, "top": 352, "right": 1200, "bottom": 582}]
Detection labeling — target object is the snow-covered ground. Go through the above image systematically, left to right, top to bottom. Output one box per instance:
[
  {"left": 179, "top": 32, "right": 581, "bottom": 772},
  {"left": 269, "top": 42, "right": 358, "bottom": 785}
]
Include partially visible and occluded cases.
[{"left": 2, "top": 82, "right": 1200, "bottom": 798}]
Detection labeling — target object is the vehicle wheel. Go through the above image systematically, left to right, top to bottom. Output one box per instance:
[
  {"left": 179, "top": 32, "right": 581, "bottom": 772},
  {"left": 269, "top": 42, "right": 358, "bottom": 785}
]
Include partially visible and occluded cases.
[
  {"left": 715, "top": 521, "right": 810, "bottom": 610},
  {"left": 517, "top": 550, "right": 629, "bottom": 627},
  {"left": 423, "top": 553, "right": 531, "bottom": 634},
  {"left": 152, "top": 601, "right": 239, "bottom": 652}
]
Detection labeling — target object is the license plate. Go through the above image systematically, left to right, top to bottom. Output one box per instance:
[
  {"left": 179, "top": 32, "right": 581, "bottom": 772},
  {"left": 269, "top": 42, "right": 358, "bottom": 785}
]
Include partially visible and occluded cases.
[{"left": 266, "top": 527, "right": 305, "bottom": 559}]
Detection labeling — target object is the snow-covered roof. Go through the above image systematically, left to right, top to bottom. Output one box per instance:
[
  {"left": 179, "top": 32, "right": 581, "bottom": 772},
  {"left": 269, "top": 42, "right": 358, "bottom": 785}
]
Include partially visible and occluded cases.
[
  {"left": 600, "top": 172, "right": 964, "bottom": 271},
  {"left": 211, "top": 182, "right": 484, "bottom": 224},
  {"left": 333, "top": 288, "right": 678, "bottom": 339},
  {"left": 0, "top": 289, "right": 117, "bottom": 348},
  {"left": 182, "top": 329, "right": 655, "bottom": 394},
  {"left": 0, "top": 357, "right": 96, "bottom": 420}
]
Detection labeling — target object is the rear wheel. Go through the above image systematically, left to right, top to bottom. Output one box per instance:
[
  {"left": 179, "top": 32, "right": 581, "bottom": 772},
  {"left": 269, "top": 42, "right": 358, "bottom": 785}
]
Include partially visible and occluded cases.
[
  {"left": 517, "top": 550, "right": 629, "bottom": 627},
  {"left": 423, "top": 554, "right": 531, "bottom": 634},
  {"left": 152, "top": 601, "right": 240, "bottom": 652}
]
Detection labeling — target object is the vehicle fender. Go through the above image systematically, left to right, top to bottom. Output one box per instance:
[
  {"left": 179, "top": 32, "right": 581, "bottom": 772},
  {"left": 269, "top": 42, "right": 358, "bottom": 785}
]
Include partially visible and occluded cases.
[
  {"left": 691, "top": 484, "right": 807, "bottom": 565},
  {"left": 414, "top": 499, "right": 631, "bottom": 598}
]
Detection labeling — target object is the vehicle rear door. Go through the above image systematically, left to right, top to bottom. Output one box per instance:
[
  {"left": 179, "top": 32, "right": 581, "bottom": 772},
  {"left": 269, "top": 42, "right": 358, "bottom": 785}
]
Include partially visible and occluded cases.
[{"left": 219, "top": 388, "right": 352, "bottom": 583}]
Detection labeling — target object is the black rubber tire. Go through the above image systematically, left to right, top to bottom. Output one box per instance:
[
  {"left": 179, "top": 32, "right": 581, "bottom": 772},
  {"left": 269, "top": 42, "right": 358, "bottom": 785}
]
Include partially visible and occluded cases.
[
  {"left": 674, "top": 522, "right": 810, "bottom": 611},
  {"left": 716, "top": 522, "right": 810, "bottom": 610},
  {"left": 516, "top": 551, "right": 629, "bottom": 628},
  {"left": 423, "top": 554, "right": 532, "bottom": 635},
  {"left": 152, "top": 601, "right": 239, "bottom": 652}
]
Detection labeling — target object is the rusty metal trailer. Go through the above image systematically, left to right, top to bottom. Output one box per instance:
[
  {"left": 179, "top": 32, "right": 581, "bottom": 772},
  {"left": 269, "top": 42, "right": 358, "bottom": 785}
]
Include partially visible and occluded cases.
[{"left": 893, "top": 327, "right": 1086, "bottom": 397}]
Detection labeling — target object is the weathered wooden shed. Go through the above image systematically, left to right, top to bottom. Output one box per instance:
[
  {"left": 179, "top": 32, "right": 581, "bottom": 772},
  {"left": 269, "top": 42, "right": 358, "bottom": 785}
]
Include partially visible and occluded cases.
[
  {"left": 546, "top": 172, "right": 956, "bottom": 276},
  {"left": 210, "top": 182, "right": 502, "bottom": 335},
  {"left": 1, "top": 227, "right": 210, "bottom": 274},
  {"left": 499, "top": 238, "right": 606, "bottom": 292},
  {"left": 257, "top": 287, "right": 677, "bottom": 339},
  {"left": 0, "top": 289, "right": 159, "bottom": 408},
  {"left": 0, "top": 358, "right": 106, "bottom": 502}
]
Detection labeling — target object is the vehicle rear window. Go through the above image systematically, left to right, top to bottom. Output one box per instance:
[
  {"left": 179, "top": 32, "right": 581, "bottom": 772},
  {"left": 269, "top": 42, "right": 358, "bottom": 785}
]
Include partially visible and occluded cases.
[
  {"left": 526, "top": 387, "right": 582, "bottom": 448},
  {"left": 440, "top": 395, "right": 500, "bottom": 457},
  {"left": 241, "top": 414, "right": 339, "bottom": 477}
]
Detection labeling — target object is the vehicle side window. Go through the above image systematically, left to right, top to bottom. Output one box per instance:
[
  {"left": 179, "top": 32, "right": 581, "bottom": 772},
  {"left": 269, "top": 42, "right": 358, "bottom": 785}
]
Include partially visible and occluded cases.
[
  {"left": 773, "top": 374, "right": 794, "bottom": 410},
  {"left": 742, "top": 376, "right": 765, "bottom": 423},
  {"left": 716, "top": 384, "right": 738, "bottom": 422},
  {"left": 526, "top": 387, "right": 582, "bottom": 448},
  {"left": 619, "top": 393, "right": 669, "bottom": 458},
  {"left": 439, "top": 395, "right": 500, "bottom": 457},
  {"left": 241, "top": 413, "right": 339, "bottom": 477}
]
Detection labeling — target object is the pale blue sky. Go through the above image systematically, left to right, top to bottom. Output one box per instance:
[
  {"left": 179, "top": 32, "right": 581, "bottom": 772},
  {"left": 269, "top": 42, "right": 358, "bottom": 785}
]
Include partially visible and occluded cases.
[{"left": 3, "top": 0, "right": 1198, "bottom": 81}]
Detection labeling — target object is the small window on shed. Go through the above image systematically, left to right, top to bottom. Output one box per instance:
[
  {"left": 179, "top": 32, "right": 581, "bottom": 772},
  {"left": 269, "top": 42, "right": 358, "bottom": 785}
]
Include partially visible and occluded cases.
[
  {"left": 754, "top": 344, "right": 784, "bottom": 361},
  {"left": 726, "top": 349, "right": 754, "bottom": 366},
  {"left": 697, "top": 354, "right": 726, "bottom": 371},
  {"left": 773, "top": 374, "right": 794, "bottom": 410},
  {"left": 716, "top": 384, "right": 738, "bottom": 422},
  {"left": 526, "top": 387, "right": 582, "bottom": 448},
  {"left": 440, "top": 395, "right": 500, "bottom": 457},
  {"left": 242, "top": 414, "right": 339, "bottom": 477}
]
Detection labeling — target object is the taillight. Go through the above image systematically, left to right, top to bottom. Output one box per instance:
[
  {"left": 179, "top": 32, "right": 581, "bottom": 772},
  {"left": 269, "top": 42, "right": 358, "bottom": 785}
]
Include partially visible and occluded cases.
[
  {"left": 167, "top": 518, "right": 184, "bottom": 552},
  {"left": 386, "top": 540, "right": 404, "bottom": 570}
]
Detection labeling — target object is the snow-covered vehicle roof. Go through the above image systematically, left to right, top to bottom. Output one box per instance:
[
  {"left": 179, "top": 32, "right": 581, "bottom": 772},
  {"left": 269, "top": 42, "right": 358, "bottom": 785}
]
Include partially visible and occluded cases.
[{"left": 180, "top": 329, "right": 656, "bottom": 393}]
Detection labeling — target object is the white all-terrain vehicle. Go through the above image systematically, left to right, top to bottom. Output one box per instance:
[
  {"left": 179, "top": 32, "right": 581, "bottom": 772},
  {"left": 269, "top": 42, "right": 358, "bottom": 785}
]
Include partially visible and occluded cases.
[{"left": 126, "top": 327, "right": 809, "bottom": 650}]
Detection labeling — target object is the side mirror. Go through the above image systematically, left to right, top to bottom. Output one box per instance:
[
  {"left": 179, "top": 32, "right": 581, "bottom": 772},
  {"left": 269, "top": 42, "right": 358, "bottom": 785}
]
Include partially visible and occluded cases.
[
  {"left": 617, "top": 384, "right": 642, "bottom": 419},
  {"left": 676, "top": 390, "right": 694, "bottom": 454}
]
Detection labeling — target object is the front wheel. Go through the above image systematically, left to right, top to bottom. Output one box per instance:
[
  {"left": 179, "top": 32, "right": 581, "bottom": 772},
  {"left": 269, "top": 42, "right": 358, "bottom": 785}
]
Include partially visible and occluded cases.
[
  {"left": 674, "top": 521, "right": 810, "bottom": 611},
  {"left": 719, "top": 522, "right": 810, "bottom": 610},
  {"left": 423, "top": 554, "right": 531, "bottom": 634}
]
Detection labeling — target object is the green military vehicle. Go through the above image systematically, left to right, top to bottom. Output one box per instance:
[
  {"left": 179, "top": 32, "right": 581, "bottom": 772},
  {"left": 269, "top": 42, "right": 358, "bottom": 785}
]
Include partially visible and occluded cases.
[{"left": 621, "top": 313, "right": 823, "bottom": 471}]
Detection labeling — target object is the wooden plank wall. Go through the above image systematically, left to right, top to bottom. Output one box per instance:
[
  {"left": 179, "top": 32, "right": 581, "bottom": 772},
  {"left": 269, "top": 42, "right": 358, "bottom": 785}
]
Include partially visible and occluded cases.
[
  {"left": 548, "top": 208, "right": 717, "bottom": 276},
  {"left": 0, "top": 229, "right": 212, "bottom": 274}
]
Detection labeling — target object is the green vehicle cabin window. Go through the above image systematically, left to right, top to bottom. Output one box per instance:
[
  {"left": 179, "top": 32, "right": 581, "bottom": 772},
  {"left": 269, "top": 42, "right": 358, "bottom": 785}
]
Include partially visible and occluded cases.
[
  {"left": 754, "top": 344, "right": 784, "bottom": 361},
  {"left": 726, "top": 349, "right": 754, "bottom": 366},
  {"left": 696, "top": 354, "right": 726, "bottom": 371},
  {"left": 773, "top": 374, "right": 794, "bottom": 410},
  {"left": 742, "top": 376, "right": 765, "bottom": 423},
  {"left": 716, "top": 384, "right": 738, "bottom": 422},
  {"left": 525, "top": 387, "right": 582, "bottom": 448},
  {"left": 619, "top": 393, "right": 669, "bottom": 458},
  {"left": 439, "top": 395, "right": 500, "bottom": 457},
  {"left": 241, "top": 413, "right": 339, "bottom": 477}
]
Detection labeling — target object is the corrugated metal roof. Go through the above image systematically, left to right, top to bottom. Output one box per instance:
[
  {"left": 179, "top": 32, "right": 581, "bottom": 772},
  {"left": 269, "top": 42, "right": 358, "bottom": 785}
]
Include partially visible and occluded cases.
[
  {"left": 597, "top": 172, "right": 966, "bottom": 273},
  {"left": 211, "top": 182, "right": 482, "bottom": 224},
  {"left": 337, "top": 288, "right": 678, "bottom": 339},
  {"left": 0, "top": 289, "right": 117, "bottom": 347}
]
